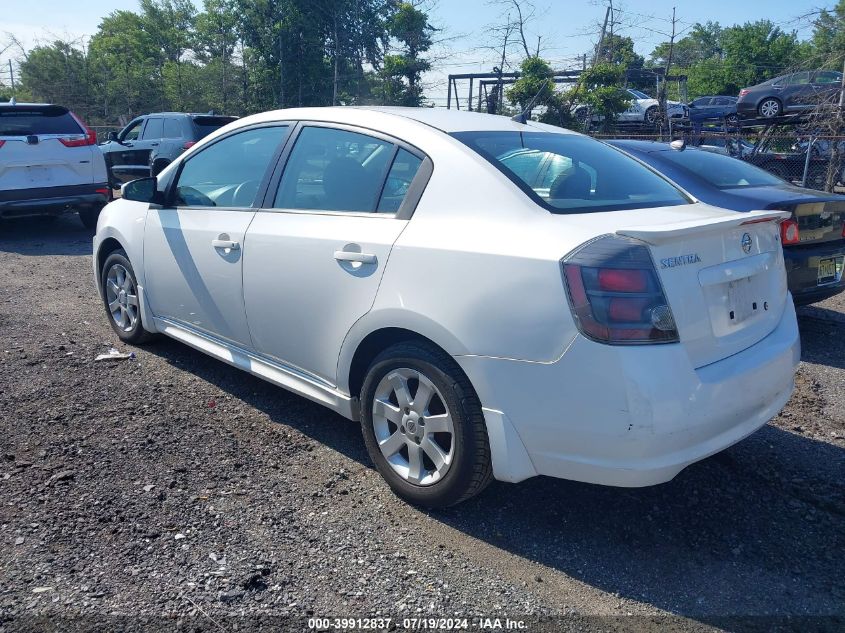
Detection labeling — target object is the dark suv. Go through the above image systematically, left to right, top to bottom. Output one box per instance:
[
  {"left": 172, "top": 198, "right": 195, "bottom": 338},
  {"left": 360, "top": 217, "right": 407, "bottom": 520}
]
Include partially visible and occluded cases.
[
  {"left": 737, "top": 70, "right": 843, "bottom": 119},
  {"left": 100, "top": 112, "right": 237, "bottom": 186}
]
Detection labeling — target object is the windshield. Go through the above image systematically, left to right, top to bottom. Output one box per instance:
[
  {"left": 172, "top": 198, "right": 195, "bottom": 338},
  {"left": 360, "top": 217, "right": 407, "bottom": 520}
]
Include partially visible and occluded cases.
[
  {"left": 628, "top": 89, "right": 650, "bottom": 99},
  {"left": 453, "top": 131, "right": 690, "bottom": 214},
  {"left": 657, "top": 148, "right": 784, "bottom": 188}
]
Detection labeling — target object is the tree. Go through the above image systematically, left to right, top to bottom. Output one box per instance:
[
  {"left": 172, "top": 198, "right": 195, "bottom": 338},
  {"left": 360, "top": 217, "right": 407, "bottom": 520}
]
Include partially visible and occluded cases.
[
  {"left": 811, "top": 0, "right": 845, "bottom": 69},
  {"left": 381, "top": 2, "right": 433, "bottom": 106},
  {"left": 596, "top": 34, "right": 643, "bottom": 69},
  {"left": 19, "top": 40, "right": 94, "bottom": 119},
  {"left": 576, "top": 63, "right": 629, "bottom": 131}
]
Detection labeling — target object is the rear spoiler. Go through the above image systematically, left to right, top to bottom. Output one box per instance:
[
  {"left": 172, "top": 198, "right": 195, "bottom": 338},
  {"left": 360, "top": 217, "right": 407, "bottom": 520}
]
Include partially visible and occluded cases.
[{"left": 616, "top": 210, "right": 790, "bottom": 245}]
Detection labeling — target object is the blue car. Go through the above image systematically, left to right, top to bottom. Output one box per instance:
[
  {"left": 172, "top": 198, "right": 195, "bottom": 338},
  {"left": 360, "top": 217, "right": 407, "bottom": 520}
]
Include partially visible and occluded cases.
[
  {"left": 688, "top": 95, "right": 739, "bottom": 125},
  {"left": 608, "top": 139, "right": 845, "bottom": 305}
]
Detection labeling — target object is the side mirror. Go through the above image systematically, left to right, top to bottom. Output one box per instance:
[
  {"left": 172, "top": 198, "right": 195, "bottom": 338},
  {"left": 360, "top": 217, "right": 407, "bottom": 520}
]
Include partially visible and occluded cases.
[
  {"left": 108, "top": 130, "right": 119, "bottom": 142},
  {"left": 122, "top": 177, "right": 164, "bottom": 205}
]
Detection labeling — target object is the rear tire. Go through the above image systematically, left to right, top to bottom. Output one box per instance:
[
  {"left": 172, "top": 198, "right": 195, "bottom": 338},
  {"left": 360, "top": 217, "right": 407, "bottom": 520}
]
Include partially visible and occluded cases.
[
  {"left": 758, "top": 98, "right": 782, "bottom": 119},
  {"left": 644, "top": 106, "right": 658, "bottom": 125},
  {"left": 79, "top": 206, "right": 102, "bottom": 231},
  {"left": 100, "top": 249, "right": 154, "bottom": 345},
  {"left": 360, "top": 341, "right": 493, "bottom": 508}
]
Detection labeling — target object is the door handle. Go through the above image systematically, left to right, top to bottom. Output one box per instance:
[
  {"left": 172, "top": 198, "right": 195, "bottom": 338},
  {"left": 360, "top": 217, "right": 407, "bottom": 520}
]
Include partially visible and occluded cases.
[
  {"left": 150, "top": 142, "right": 159, "bottom": 146},
  {"left": 212, "top": 239, "right": 240, "bottom": 250},
  {"left": 334, "top": 250, "right": 376, "bottom": 264}
]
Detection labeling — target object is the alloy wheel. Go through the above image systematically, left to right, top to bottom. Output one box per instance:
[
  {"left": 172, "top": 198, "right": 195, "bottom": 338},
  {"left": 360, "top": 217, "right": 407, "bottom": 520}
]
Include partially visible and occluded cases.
[
  {"left": 759, "top": 99, "right": 780, "bottom": 118},
  {"left": 105, "top": 263, "right": 139, "bottom": 332},
  {"left": 371, "top": 368, "right": 455, "bottom": 486}
]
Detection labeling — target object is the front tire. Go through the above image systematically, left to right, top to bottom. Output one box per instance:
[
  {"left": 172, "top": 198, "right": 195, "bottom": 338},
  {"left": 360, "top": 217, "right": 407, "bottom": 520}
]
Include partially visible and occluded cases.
[
  {"left": 100, "top": 249, "right": 154, "bottom": 345},
  {"left": 360, "top": 341, "right": 492, "bottom": 507}
]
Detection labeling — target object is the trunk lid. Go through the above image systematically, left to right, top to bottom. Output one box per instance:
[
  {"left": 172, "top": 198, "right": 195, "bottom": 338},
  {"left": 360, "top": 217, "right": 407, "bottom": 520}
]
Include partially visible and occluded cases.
[{"left": 618, "top": 210, "right": 790, "bottom": 368}]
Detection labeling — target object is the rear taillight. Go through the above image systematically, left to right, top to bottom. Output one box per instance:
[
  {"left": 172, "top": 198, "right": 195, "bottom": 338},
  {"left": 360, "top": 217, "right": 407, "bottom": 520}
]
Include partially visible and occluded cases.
[
  {"left": 739, "top": 89, "right": 749, "bottom": 98},
  {"left": 61, "top": 112, "right": 97, "bottom": 146},
  {"left": 0, "top": 140, "right": 5, "bottom": 148},
  {"left": 183, "top": 141, "right": 196, "bottom": 149},
  {"left": 780, "top": 219, "right": 800, "bottom": 245},
  {"left": 562, "top": 236, "right": 679, "bottom": 345}
]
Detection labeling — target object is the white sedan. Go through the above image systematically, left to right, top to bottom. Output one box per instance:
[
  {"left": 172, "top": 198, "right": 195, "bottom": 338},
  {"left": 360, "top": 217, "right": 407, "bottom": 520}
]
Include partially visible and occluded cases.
[
  {"left": 575, "top": 89, "right": 688, "bottom": 125},
  {"left": 93, "top": 107, "right": 799, "bottom": 507}
]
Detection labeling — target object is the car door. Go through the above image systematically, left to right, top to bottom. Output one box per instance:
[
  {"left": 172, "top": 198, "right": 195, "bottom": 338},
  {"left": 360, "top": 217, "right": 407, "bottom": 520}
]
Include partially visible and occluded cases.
[
  {"left": 812, "top": 71, "right": 843, "bottom": 106},
  {"left": 782, "top": 72, "right": 815, "bottom": 111},
  {"left": 105, "top": 118, "right": 145, "bottom": 185},
  {"left": 242, "top": 123, "right": 430, "bottom": 385},
  {"left": 143, "top": 124, "right": 290, "bottom": 347}
]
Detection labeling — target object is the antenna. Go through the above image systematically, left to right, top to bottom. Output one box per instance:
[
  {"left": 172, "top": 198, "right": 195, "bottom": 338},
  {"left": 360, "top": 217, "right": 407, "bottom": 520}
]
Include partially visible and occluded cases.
[{"left": 511, "top": 78, "right": 551, "bottom": 124}]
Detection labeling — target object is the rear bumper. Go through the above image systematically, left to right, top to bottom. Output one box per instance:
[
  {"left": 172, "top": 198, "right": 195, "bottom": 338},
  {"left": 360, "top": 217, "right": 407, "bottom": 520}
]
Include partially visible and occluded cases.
[
  {"left": 736, "top": 101, "right": 759, "bottom": 118},
  {"left": 0, "top": 183, "right": 109, "bottom": 218},
  {"left": 785, "top": 240, "right": 845, "bottom": 305},
  {"left": 457, "top": 302, "right": 800, "bottom": 487}
]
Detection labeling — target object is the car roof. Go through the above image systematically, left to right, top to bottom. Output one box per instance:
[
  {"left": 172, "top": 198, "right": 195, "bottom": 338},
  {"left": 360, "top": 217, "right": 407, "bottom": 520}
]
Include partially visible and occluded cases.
[
  {"left": 0, "top": 102, "right": 60, "bottom": 108},
  {"left": 234, "top": 106, "right": 574, "bottom": 134},
  {"left": 354, "top": 106, "right": 576, "bottom": 134},
  {"left": 142, "top": 112, "right": 237, "bottom": 118}
]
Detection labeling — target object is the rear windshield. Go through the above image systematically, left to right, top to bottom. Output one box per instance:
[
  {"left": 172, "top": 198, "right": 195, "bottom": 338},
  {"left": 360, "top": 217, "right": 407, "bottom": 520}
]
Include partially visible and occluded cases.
[
  {"left": 0, "top": 106, "right": 82, "bottom": 136},
  {"left": 191, "top": 116, "right": 238, "bottom": 140},
  {"left": 453, "top": 131, "right": 690, "bottom": 214},
  {"left": 656, "top": 148, "right": 783, "bottom": 188}
]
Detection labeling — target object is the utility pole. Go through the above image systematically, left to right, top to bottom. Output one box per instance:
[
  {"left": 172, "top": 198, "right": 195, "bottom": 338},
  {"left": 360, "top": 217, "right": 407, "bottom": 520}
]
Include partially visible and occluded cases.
[
  {"left": 592, "top": 6, "right": 610, "bottom": 67},
  {"left": 659, "top": 7, "right": 678, "bottom": 138},
  {"left": 8, "top": 59, "right": 15, "bottom": 95},
  {"left": 839, "top": 59, "right": 844, "bottom": 110}
]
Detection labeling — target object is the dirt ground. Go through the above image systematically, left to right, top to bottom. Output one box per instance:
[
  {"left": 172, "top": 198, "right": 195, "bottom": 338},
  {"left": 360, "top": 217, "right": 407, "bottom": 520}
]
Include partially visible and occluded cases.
[{"left": 1, "top": 214, "right": 843, "bottom": 633}]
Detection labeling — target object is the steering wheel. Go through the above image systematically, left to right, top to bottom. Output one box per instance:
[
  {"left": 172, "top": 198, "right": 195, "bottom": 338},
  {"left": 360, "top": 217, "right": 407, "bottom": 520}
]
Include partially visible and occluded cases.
[{"left": 232, "top": 180, "right": 261, "bottom": 207}]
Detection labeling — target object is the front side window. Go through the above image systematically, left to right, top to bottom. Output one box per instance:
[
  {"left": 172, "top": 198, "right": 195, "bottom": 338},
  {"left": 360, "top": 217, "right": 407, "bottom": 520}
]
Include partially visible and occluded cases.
[
  {"left": 815, "top": 71, "right": 843, "bottom": 85},
  {"left": 692, "top": 98, "right": 712, "bottom": 107},
  {"left": 122, "top": 119, "right": 143, "bottom": 141},
  {"left": 174, "top": 125, "right": 288, "bottom": 208},
  {"left": 274, "top": 126, "right": 395, "bottom": 212},
  {"left": 454, "top": 131, "right": 690, "bottom": 214},
  {"left": 656, "top": 148, "right": 783, "bottom": 188}
]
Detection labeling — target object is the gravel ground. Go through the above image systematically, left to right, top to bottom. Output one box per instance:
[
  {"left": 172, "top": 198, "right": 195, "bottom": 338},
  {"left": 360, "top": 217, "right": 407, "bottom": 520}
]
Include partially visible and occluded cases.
[{"left": 0, "top": 214, "right": 843, "bottom": 633}]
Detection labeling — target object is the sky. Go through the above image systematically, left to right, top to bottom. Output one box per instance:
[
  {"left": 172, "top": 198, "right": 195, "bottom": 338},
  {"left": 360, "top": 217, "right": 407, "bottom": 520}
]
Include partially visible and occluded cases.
[{"left": 0, "top": 0, "right": 827, "bottom": 106}]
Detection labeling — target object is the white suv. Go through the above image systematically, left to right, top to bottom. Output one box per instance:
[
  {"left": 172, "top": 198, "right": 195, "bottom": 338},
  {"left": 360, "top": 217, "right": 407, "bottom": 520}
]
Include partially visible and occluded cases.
[
  {"left": 0, "top": 101, "right": 109, "bottom": 229},
  {"left": 93, "top": 107, "right": 799, "bottom": 507}
]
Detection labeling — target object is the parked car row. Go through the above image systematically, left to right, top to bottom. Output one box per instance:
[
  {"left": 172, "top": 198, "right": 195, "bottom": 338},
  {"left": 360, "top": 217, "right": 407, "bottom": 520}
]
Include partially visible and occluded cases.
[{"left": 0, "top": 100, "right": 236, "bottom": 229}]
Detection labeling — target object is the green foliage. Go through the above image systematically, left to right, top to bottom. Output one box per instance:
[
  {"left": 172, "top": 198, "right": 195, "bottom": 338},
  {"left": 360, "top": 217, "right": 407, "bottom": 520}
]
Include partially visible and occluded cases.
[
  {"left": 16, "top": 0, "right": 432, "bottom": 124},
  {"left": 811, "top": 0, "right": 845, "bottom": 69},
  {"left": 380, "top": 2, "right": 434, "bottom": 107},
  {"left": 596, "top": 34, "right": 643, "bottom": 69},
  {"left": 577, "top": 63, "right": 630, "bottom": 130}
]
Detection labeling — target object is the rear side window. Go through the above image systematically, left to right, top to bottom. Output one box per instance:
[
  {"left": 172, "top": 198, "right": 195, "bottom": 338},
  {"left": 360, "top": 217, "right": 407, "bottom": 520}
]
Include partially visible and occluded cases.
[
  {"left": 0, "top": 106, "right": 82, "bottom": 136},
  {"left": 142, "top": 118, "right": 163, "bottom": 140},
  {"left": 163, "top": 118, "right": 182, "bottom": 139},
  {"left": 273, "top": 126, "right": 395, "bottom": 213},
  {"left": 454, "top": 131, "right": 690, "bottom": 214},
  {"left": 377, "top": 148, "right": 423, "bottom": 213}
]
